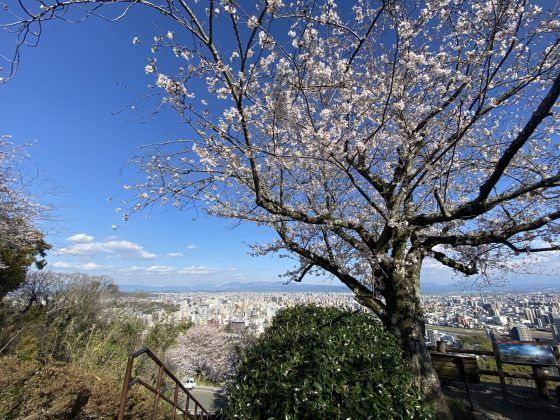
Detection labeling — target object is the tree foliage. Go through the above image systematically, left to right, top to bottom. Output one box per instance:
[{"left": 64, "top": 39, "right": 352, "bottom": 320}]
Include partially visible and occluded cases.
[
  {"left": 0, "top": 137, "right": 50, "bottom": 299},
  {"left": 0, "top": 137, "right": 41, "bottom": 250},
  {"left": 0, "top": 235, "right": 50, "bottom": 301},
  {"left": 223, "top": 305, "right": 432, "bottom": 419},
  {"left": 458, "top": 334, "right": 493, "bottom": 352}
]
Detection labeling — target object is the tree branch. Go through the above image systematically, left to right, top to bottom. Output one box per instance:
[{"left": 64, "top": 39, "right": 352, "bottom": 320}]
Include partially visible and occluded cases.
[
  {"left": 478, "top": 71, "right": 560, "bottom": 201},
  {"left": 434, "top": 188, "right": 450, "bottom": 218},
  {"left": 426, "top": 209, "right": 560, "bottom": 248},
  {"left": 275, "top": 224, "right": 386, "bottom": 319},
  {"left": 502, "top": 240, "right": 560, "bottom": 254},
  {"left": 429, "top": 250, "right": 477, "bottom": 275}
]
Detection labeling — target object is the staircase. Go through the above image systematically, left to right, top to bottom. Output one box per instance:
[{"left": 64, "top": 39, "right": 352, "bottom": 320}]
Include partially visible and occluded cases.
[{"left": 117, "top": 347, "right": 214, "bottom": 419}]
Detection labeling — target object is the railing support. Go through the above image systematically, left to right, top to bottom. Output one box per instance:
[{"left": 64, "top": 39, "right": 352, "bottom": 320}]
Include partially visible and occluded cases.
[
  {"left": 117, "top": 347, "right": 212, "bottom": 419},
  {"left": 117, "top": 356, "right": 135, "bottom": 420},
  {"left": 151, "top": 365, "right": 165, "bottom": 419},
  {"left": 532, "top": 366, "right": 549, "bottom": 399},
  {"left": 172, "top": 382, "right": 179, "bottom": 420}
]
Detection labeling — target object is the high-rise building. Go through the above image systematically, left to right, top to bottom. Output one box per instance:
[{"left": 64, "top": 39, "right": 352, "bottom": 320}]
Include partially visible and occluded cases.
[
  {"left": 487, "top": 304, "right": 501, "bottom": 317},
  {"left": 524, "top": 308, "right": 535, "bottom": 324},
  {"left": 554, "top": 318, "right": 560, "bottom": 342},
  {"left": 510, "top": 325, "right": 532, "bottom": 341},
  {"left": 426, "top": 329, "right": 437, "bottom": 344}
]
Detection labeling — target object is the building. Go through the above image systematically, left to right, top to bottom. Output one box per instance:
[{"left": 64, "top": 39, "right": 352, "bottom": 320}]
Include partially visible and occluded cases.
[
  {"left": 524, "top": 308, "right": 536, "bottom": 324},
  {"left": 552, "top": 318, "right": 560, "bottom": 344},
  {"left": 228, "top": 320, "right": 247, "bottom": 334},
  {"left": 510, "top": 325, "right": 532, "bottom": 341},
  {"left": 426, "top": 329, "right": 437, "bottom": 344}
]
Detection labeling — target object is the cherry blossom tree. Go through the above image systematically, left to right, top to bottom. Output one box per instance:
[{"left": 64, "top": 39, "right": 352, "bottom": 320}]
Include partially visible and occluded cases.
[
  {"left": 3, "top": 0, "right": 560, "bottom": 414},
  {"left": 0, "top": 136, "right": 49, "bottom": 297},
  {"left": 0, "top": 137, "right": 41, "bottom": 255},
  {"left": 165, "top": 325, "right": 238, "bottom": 384}
]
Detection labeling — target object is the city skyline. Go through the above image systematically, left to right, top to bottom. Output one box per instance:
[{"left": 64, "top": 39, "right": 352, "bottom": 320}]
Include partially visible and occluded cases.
[{"left": 117, "top": 289, "right": 560, "bottom": 349}]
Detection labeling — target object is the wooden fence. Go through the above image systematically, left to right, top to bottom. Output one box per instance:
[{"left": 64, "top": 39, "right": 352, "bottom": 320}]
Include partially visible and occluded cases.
[{"left": 429, "top": 341, "right": 560, "bottom": 404}]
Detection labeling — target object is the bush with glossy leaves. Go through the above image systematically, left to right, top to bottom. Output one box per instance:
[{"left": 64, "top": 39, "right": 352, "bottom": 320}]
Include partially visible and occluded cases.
[{"left": 223, "top": 305, "right": 432, "bottom": 419}]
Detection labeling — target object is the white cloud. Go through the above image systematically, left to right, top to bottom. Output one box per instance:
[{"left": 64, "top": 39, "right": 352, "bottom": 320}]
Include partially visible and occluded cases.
[
  {"left": 67, "top": 233, "right": 94, "bottom": 243},
  {"left": 59, "top": 240, "right": 157, "bottom": 260},
  {"left": 185, "top": 244, "right": 200, "bottom": 250},
  {"left": 502, "top": 249, "right": 560, "bottom": 271},
  {"left": 167, "top": 252, "right": 184, "bottom": 257},
  {"left": 422, "top": 257, "right": 449, "bottom": 271},
  {"left": 51, "top": 261, "right": 106, "bottom": 271},
  {"left": 51, "top": 261, "right": 71, "bottom": 268},
  {"left": 80, "top": 262, "right": 105, "bottom": 270},
  {"left": 119, "top": 264, "right": 219, "bottom": 276},
  {"left": 120, "top": 265, "right": 176, "bottom": 274},
  {"left": 147, "top": 265, "right": 175, "bottom": 273},
  {"left": 178, "top": 265, "right": 217, "bottom": 275}
]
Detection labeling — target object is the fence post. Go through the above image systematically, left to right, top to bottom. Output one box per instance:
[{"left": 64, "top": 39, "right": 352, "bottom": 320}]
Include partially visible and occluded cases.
[
  {"left": 492, "top": 342, "right": 509, "bottom": 402},
  {"left": 553, "top": 345, "right": 560, "bottom": 367},
  {"left": 554, "top": 346, "right": 560, "bottom": 404},
  {"left": 117, "top": 356, "right": 135, "bottom": 420},
  {"left": 458, "top": 357, "right": 474, "bottom": 410},
  {"left": 151, "top": 365, "right": 165, "bottom": 420},
  {"left": 532, "top": 366, "right": 549, "bottom": 399},
  {"left": 172, "top": 382, "right": 179, "bottom": 420}
]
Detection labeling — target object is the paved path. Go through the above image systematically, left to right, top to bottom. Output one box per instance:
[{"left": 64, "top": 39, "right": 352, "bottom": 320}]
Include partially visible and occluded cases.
[{"left": 188, "top": 386, "right": 225, "bottom": 414}]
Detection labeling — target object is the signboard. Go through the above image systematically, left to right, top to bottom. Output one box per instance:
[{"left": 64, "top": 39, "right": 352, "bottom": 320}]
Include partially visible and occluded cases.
[{"left": 495, "top": 340, "right": 557, "bottom": 366}]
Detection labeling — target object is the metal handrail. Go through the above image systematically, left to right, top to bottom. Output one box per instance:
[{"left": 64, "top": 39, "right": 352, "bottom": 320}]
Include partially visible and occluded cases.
[{"left": 117, "top": 347, "right": 213, "bottom": 419}]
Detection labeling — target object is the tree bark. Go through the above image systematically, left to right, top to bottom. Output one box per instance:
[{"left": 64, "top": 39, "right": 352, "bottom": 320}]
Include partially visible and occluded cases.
[{"left": 381, "top": 250, "right": 452, "bottom": 419}]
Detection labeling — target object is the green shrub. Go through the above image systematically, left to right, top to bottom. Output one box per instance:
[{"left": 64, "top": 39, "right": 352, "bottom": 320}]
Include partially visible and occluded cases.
[{"left": 222, "top": 305, "right": 431, "bottom": 419}]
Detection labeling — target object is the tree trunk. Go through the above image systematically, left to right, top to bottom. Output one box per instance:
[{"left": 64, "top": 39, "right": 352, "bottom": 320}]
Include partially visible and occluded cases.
[{"left": 382, "top": 252, "right": 452, "bottom": 419}]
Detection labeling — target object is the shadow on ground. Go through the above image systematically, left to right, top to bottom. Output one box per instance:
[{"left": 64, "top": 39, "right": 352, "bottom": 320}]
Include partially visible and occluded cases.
[{"left": 443, "top": 382, "right": 560, "bottom": 420}]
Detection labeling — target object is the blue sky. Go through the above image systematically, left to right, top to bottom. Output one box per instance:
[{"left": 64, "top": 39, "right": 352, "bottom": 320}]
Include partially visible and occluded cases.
[
  {"left": 0, "top": 4, "right": 556, "bottom": 290},
  {"left": 0, "top": 7, "right": 299, "bottom": 287}
]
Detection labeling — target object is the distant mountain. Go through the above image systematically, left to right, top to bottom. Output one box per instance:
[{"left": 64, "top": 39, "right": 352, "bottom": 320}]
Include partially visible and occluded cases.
[
  {"left": 119, "top": 278, "right": 559, "bottom": 295},
  {"left": 421, "top": 278, "right": 560, "bottom": 294},
  {"left": 118, "top": 281, "right": 350, "bottom": 294},
  {"left": 420, "top": 282, "right": 470, "bottom": 294}
]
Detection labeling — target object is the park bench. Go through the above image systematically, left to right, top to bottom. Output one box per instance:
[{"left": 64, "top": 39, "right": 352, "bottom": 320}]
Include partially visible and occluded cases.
[
  {"left": 430, "top": 351, "right": 480, "bottom": 408},
  {"left": 431, "top": 352, "right": 480, "bottom": 384}
]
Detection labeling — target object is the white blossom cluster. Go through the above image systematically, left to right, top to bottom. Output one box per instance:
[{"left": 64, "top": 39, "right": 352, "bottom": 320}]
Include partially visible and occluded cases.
[{"left": 165, "top": 325, "right": 239, "bottom": 383}]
